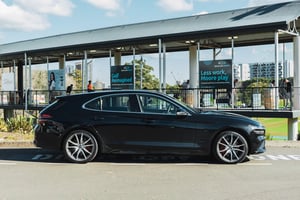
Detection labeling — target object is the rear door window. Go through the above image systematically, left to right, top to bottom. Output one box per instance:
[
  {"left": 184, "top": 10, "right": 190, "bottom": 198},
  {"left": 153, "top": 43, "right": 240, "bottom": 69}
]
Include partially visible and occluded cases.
[
  {"left": 84, "top": 94, "right": 140, "bottom": 112},
  {"left": 101, "top": 95, "right": 129, "bottom": 112}
]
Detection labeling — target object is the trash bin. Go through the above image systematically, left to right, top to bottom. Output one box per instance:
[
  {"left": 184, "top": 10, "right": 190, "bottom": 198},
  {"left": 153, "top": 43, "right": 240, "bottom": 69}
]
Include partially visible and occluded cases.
[
  {"left": 264, "top": 89, "right": 275, "bottom": 109},
  {"left": 185, "top": 90, "right": 193, "bottom": 106},
  {"left": 252, "top": 93, "right": 261, "bottom": 108}
]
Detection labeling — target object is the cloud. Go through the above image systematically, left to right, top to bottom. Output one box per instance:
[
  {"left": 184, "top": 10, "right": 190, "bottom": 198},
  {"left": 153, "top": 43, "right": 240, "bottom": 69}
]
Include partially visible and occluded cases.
[
  {"left": 0, "top": 0, "right": 75, "bottom": 32},
  {"left": 14, "top": 0, "right": 75, "bottom": 16},
  {"left": 84, "top": 0, "right": 130, "bottom": 17},
  {"left": 85, "top": 0, "right": 121, "bottom": 11},
  {"left": 157, "top": 0, "right": 193, "bottom": 12},
  {"left": 197, "top": 0, "right": 223, "bottom": 2},
  {"left": 247, "top": 0, "right": 297, "bottom": 7},
  {"left": 0, "top": 1, "right": 50, "bottom": 31}
]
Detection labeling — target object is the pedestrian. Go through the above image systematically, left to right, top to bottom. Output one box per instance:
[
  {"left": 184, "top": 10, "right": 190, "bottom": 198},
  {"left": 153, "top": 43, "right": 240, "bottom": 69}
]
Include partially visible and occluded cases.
[
  {"left": 227, "top": 79, "right": 239, "bottom": 107},
  {"left": 285, "top": 79, "right": 292, "bottom": 108},
  {"left": 87, "top": 80, "right": 93, "bottom": 92},
  {"left": 181, "top": 80, "right": 190, "bottom": 105},
  {"left": 269, "top": 80, "right": 275, "bottom": 87},
  {"left": 66, "top": 84, "right": 73, "bottom": 95}
]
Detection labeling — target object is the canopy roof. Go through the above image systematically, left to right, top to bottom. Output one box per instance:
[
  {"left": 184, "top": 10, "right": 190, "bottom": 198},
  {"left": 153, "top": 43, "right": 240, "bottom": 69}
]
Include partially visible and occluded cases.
[{"left": 0, "top": 1, "right": 299, "bottom": 66}]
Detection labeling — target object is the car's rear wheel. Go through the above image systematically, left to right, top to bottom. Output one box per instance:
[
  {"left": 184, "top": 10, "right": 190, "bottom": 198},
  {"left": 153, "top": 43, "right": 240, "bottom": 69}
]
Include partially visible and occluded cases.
[
  {"left": 63, "top": 130, "right": 98, "bottom": 163},
  {"left": 213, "top": 131, "right": 248, "bottom": 164}
]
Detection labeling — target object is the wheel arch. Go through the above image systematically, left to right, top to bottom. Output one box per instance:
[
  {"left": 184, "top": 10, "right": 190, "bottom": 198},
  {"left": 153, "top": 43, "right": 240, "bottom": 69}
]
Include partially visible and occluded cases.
[
  {"left": 60, "top": 125, "right": 104, "bottom": 153},
  {"left": 210, "top": 127, "right": 251, "bottom": 155}
]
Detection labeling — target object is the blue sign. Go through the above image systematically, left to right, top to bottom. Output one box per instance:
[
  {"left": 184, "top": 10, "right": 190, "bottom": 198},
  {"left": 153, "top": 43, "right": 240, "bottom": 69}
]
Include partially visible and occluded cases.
[{"left": 111, "top": 65, "right": 134, "bottom": 89}]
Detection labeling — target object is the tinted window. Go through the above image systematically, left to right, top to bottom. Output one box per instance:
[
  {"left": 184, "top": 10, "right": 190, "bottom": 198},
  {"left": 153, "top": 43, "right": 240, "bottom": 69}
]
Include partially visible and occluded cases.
[
  {"left": 85, "top": 94, "right": 141, "bottom": 112},
  {"left": 101, "top": 95, "right": 129, "bottom": 112},
  {"left": 139, "top": 95, "right": 178, "bottom": 114},
  {"left": 85, "top": 98, "right": 101, "bottom": 110},
  {"left": 47, "top": 99, "right": 67, "bottom": 111}
]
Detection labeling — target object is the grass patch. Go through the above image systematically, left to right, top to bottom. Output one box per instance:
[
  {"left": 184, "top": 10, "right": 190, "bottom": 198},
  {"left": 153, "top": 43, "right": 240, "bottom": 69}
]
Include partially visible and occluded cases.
[{"left": 253, "top": 118, "right": 299, "bottom": 140}]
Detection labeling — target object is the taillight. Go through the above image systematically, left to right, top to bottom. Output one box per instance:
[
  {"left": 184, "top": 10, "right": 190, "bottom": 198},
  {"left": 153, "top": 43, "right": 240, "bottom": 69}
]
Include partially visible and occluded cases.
[
  {"left": 38, "top": 113, "right": 53, "bottom": 125},
  {"left": 40, "top": 113, "right": 52, "bottom": 119}
]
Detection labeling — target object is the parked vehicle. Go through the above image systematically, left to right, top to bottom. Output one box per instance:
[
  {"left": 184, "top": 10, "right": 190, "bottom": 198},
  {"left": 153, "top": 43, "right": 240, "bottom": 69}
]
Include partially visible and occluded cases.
[{"left": 34, "top": 90, "right": 265, "bottom": 164}]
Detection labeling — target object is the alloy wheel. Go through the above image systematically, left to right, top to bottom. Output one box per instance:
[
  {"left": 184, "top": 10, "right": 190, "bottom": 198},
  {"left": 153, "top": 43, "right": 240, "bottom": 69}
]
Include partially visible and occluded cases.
[
  {"left": 64, "top": 130, "right": 98, "bottom": 163},
  {"left": 214, "top": 131, "right": 248, "bottom": 164}
]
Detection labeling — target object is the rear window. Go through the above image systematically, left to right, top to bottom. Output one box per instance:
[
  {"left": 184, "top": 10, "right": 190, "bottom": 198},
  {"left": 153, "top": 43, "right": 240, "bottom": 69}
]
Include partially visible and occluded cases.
[
  {"left": 84, "top": 95, "right": 130, "bottom": 112},
  {"left": 85, "top": 98, "right": 101, "bottom": 110},
  {"left": 46, "top": 99, "right": 67, "bottom": 111}
]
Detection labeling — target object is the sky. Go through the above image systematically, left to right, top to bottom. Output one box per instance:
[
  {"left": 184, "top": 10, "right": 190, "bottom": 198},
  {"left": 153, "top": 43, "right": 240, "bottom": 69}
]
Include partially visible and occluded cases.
[{"left": 0, "top": 0, "right": 297, "bottom": 86}]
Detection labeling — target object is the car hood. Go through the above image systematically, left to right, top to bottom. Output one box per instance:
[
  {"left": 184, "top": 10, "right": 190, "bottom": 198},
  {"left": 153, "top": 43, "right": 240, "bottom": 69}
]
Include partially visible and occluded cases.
[{"left": 196, "top": 110, "right": 263, "bottom": 127}]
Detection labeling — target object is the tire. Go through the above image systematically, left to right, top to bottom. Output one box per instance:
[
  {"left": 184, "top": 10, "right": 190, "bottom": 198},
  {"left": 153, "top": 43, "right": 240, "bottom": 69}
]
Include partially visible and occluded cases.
[
  {"left": 63, "top": 130, "right": 99, "bottom": 163},
  {"left": 213, "top": 131, "right": 248, "bottom": 164}
]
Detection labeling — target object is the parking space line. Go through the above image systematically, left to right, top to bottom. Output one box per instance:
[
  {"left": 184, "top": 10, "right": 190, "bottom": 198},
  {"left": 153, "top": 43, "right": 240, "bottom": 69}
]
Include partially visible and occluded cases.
[
  {"left": 238, "top": 162, "right": 272, "bottom": 166},
  {"left": 110, "top": 163, "right": 146, "bottom": 166},
  {"left": 175, "top": 163, "right": 209, "bottom": 166}
]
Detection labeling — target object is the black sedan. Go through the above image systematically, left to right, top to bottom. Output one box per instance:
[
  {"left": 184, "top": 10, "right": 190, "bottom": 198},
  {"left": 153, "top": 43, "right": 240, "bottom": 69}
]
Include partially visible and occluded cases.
[{"left": 34, "top": 90, "right": 265, "bottom": 164}]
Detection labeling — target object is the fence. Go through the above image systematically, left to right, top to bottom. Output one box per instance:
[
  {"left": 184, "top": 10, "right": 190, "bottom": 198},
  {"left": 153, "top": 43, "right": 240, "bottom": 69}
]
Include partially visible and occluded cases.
[
  {"left": 0, "top": 86, "right": 295, "bottom": 111},
  {"left": 163, "top": 86, "right": 294, "bottom": 111}
]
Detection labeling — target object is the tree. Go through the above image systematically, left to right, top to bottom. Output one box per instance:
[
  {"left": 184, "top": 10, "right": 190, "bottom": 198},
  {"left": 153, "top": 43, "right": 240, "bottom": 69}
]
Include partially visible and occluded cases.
[
  {"left": 126, "top": 59, "right": 159, "bottom": 89},
  {"left": 74, "top": 69, "right": 82, "bottom": 90},
  {"left": 32, "top": 70, "right": 48, "bottom": 90},
  {"left": 240, "top": 78, "right": 271, "bottom": 106}
]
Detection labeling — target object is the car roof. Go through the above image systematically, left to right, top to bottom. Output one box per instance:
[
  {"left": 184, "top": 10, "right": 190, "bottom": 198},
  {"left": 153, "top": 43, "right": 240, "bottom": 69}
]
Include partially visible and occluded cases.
[{"left": 56, "top": 90, "right": 165, "bottom": 101}]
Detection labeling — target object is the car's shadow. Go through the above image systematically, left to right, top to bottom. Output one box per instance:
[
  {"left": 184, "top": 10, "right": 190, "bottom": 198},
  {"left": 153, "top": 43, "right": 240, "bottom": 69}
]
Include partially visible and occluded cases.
[
  {"left": 0, "top": 148, "right": 249, "bottom": 164},
  {"left": 96, "top": 154, "right": 214, "bottom": 164}
]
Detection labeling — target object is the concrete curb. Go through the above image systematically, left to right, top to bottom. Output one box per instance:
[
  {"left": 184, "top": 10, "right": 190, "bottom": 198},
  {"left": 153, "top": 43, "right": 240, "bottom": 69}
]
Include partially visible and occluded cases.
[
  {"left": 0, "top": 140, "right": 299, "bottom": 148},
  {"left": 266, "top": 140, "right": 300, "bottom": 148},
  {"left": 0, "top": 141, "right": 35, "bottom": 148}
]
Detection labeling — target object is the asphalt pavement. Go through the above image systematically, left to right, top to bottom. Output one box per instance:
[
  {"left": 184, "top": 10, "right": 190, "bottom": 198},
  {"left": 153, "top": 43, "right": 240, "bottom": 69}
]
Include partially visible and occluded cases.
[{"left": 0, "top": 139, "right": 299, "bottom": 148}]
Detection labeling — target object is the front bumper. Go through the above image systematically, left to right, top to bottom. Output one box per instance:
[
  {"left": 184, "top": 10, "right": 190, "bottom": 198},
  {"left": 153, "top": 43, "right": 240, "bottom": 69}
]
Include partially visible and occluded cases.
[{"left": 250, "top": 135, "right": 266, "bottom": 154}]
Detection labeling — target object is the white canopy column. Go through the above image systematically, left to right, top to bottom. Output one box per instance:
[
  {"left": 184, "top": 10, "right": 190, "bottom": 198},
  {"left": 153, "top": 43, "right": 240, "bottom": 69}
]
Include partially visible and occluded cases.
[
  {"left": 287, "top": 35, "right": 300, "bottom": 141},
  {"left": 293, "top": 35, "right": 300, "bottom": 110},
  {"left": 189, "top": 45, "right": 199, "bottom": 107},
  {"left": 114, "top": 51, "right": 122, "bottom": 66},
  {"left": 58, "top": 56, "right": 65, "bottom": 70}
]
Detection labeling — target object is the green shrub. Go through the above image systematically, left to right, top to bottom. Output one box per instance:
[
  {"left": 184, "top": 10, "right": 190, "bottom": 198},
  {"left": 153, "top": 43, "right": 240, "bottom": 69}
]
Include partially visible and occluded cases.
[
  {"left": 6, "top": 116, "right": 34, "bottom": 134},
  {"left": 0, "top": 119, "right": 8, "bottom": 132}
]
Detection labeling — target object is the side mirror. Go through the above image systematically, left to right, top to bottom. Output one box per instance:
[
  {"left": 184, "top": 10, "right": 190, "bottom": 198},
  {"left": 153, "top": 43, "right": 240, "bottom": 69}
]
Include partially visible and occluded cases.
[{"left": 176, "top": 111, "right": 188, "bottom": 117}]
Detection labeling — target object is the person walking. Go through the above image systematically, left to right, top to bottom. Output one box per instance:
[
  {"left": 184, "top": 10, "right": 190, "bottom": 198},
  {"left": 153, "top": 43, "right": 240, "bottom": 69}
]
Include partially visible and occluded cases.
[
  {"left": 285, "top": 79, "right": 292, "bottom": 108},
  {"left": 87, "top": 80, "right": 93, "bottom": 92},
  {"left": 66, "top": 84, "right": 73, "bottom": 95}
]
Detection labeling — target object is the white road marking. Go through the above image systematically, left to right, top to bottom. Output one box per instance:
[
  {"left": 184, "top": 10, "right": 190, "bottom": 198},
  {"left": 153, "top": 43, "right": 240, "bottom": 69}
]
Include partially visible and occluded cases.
[
  {"left": 0, "top": 162, "right": 17, "bottom": 165},
  {"left": 238, "top": 162, "right": 272, "bottom": 166},
  {"left": 110, "top": 163, "right": 146, "bottom": 166},
  {"left": 174, "top": 163, "right": 209, "bottom": 166}
]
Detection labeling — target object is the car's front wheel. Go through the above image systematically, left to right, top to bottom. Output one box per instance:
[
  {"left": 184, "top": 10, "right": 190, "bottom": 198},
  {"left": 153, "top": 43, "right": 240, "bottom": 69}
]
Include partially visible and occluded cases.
[
  {"left": 63, "top": 130, "right": 99, "bottom": 163},
  {"left": 213, "top": 131, "right": 248, "bottom": 164}
]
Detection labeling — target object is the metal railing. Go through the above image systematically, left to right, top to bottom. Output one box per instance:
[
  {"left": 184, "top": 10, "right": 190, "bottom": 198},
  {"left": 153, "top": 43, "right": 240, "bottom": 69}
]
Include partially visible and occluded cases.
[
  {"left": 163, "top": 86, "right": 294, "bottom": 111},
  {"left": 0, "top": 87, "right": 295, "bottom": 111}
]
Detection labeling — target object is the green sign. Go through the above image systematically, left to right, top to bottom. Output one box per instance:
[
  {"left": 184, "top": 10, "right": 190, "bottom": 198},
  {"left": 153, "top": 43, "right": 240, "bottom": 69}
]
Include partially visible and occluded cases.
[
  {"left": 199, "top": 60, "right": 232, "bottom": 89},
  {"left": 111, "top": 65, "right": 134, "bottom": 89}
]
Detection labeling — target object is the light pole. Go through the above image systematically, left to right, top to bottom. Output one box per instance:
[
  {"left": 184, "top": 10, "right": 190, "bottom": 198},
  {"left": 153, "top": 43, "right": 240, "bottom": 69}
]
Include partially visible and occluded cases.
[{"left": 140, "top": 56, "right": 143, "bottom": 89}]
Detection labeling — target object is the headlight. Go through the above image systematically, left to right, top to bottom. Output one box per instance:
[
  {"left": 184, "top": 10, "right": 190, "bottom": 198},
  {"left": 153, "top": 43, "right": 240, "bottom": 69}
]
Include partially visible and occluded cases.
[{"left": 253, "top": 129, "right": 265, "bottom": 135}]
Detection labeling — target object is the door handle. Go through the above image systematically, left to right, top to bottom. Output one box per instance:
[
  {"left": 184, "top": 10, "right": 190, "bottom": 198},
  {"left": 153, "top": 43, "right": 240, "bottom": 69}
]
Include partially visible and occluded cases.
[
  {"left": 93, "top": 116, "right": 104, "bottom": 121},
  {"left": 143, "top": 119, "right": 155, "bottom": 123}
]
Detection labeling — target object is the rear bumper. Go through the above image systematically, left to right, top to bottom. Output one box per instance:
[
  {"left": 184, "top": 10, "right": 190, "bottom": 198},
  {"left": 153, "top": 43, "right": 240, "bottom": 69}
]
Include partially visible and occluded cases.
[{"left": 34, "top": 124, "right": 62, "bottom": 150}]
